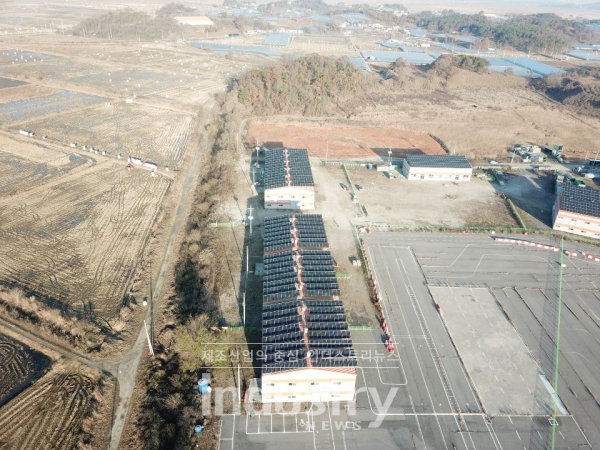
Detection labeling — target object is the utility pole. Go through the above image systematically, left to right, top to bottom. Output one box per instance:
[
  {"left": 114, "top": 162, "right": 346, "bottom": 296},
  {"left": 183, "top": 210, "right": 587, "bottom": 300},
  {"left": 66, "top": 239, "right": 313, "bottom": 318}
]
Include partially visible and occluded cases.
[
  {"left": 247, "top": 207, "right": 254, "bottom": 235},
  {"left": 550, "top": 237, "right": 565, "bottom": 450},
  {"left": 143, "top": 320, "right": 154, "bottom": 356}
]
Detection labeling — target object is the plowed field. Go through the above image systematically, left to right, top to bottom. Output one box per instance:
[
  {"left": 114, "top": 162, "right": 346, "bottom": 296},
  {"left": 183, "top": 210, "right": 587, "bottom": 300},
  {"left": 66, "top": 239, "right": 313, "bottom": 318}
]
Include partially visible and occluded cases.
[
  {"left": 22, "top": 103, "right": 194, "bottom": 168},
  {"left": 248, "top": 123, "right": 446, "bottom": 160},
  {"left": 0, "top": 162, "right": 171, "bottom": 318},
  {"left": 0, "top": 333, "right": 51, "bottom": 407},
  {"left": 0, "top": 369, "right": 95, "bottom": 450}
]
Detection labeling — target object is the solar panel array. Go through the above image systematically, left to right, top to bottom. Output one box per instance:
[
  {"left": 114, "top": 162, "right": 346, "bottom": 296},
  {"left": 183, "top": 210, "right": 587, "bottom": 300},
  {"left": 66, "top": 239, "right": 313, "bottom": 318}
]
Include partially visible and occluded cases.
[
  {"left": 263, "top": 33, "right": 292, "bottom": 47},
  {"left": 189, "top": 42, "right": 280, "bottom": 56},
  {"left": 567, "top": 50, "right": 600, "bottom": 61},
  {"left": 264, "top": 148, "right": 314, "bottom": 189},
  {"left": 406, "top": 154, "right": 472, "bottom": 169},
  {"left": 560, "top": 184, "right": 600, "bottom": 218},
  {"left": 261, "top": 214, "right": 357, "bottom": 374},
  {"left": 264, "top": 215, "right": 329, "bottom": 253},
  {"left": 263, "top": 250, "right": 339, "bottom": 301}
]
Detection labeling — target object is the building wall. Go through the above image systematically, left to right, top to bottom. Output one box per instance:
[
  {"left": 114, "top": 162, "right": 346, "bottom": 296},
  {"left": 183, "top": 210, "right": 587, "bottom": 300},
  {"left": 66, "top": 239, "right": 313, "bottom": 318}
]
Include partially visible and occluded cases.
[
  {"left": 402, "top": 162, "right": 472, "bottom": 181},
  {"left": 264, "top": 186, "right": 315, "bottom": 210},
  {"left": 552, "top": 207, "right": 600, "bottom": 239},
  {"left": 262, "top": 369, "right": 356, "bottom": 403}
]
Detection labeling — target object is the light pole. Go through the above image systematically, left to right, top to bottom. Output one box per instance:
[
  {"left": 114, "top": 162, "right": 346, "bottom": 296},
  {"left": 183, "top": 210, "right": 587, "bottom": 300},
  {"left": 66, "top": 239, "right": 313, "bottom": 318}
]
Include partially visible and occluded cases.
[
  {"left": 325, "top": 140, "right": 329, "bottom": 164},
  {"left": 388, "top": 148, "right": 392, "bottom": 166}
]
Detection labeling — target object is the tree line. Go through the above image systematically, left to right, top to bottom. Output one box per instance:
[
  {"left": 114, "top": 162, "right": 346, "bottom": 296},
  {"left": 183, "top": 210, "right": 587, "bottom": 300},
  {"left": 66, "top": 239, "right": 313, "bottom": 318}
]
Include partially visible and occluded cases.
[{"left": 414, "top": 12, "right": 597, "bottom": 53}]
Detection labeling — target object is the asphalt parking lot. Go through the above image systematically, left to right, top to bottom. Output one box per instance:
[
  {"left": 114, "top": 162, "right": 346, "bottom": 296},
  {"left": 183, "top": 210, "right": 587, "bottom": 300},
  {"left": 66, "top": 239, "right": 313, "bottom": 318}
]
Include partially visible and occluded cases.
[{"left": 220, "top": 232, "right": 598, "bottom": 449}]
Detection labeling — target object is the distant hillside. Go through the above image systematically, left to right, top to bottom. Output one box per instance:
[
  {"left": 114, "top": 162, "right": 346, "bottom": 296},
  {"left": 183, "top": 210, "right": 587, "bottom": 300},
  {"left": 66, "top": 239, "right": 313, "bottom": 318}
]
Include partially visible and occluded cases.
[
  {"left": 72, "top": 8, "right": 182, "bottom": 40},
  {"left": 414, "top": 12, "right": 597, "bottom": 53}
]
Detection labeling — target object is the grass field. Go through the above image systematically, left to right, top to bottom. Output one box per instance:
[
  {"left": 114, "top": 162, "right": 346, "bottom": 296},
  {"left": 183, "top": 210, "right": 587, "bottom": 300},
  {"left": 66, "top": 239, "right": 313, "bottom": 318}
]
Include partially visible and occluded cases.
[
  {"left": 22, "top": 103, "right": 195, "bottom": 168},
  {"left": 0, "top": 162, "right": 170, "bottom": 319}
]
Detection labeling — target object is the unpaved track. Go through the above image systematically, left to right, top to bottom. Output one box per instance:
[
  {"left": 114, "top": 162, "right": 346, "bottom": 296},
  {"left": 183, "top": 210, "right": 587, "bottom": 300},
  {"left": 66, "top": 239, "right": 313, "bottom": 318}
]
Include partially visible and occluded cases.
[{"left": 108, "top": 100, "right": 214, "bottom": 450}]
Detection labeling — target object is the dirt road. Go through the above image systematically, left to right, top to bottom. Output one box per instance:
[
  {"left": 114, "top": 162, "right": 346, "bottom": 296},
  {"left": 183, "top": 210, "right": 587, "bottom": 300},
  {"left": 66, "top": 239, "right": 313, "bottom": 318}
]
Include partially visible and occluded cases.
[{"left": 107, "top": 100, "right": 214, "bottom": 450}]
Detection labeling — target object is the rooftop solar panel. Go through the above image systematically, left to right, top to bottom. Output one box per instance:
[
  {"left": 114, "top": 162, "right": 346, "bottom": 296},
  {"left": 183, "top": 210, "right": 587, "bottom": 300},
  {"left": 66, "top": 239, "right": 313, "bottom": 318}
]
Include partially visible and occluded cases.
[
  {"left": 264, "top": 148, "right": 314, "bottom": 189},
  {"left": 405, "top": 154, "right": 472, "bottom": 169},
  {"left": 560, "top": 184, "right": 600, "bottom": 218},
  {"left": 261, "top": 214, "right": 356, "bottom": 374}
]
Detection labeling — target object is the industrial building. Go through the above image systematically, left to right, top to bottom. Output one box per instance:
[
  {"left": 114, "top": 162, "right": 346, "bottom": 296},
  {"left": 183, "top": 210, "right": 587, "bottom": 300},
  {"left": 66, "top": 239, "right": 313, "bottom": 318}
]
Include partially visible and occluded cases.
[
  {"left": 173, "top": 16, "right": 214, "bottom": 26},
  {"left": 264, "top": 148, "right": 315, "bottom": 210},
  {"left": 402, "top": 155, "right": 472, "bottom": 181},
  {"left": 553, "top": 184, "right": 600, "bottom": 239},
  {"left": 261, "top": 214, "right": 357, "bottom": 402}
]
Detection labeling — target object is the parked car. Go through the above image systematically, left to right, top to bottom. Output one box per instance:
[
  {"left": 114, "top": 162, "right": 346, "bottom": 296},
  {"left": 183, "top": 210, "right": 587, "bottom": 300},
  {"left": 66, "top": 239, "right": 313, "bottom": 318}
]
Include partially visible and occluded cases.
[
  {"left": 385, "top": 171, "right": 395, "bottom": 179},
  {"left": 340, "top": 183, "right": 349, "bottom": 190},
  {"left": 355, "top": 184, "right": 363, "bottom": 191}
]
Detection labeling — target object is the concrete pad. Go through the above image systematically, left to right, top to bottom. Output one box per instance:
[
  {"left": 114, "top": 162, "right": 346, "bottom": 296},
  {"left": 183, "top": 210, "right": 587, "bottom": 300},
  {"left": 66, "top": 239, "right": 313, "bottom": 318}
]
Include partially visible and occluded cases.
[{"left": 430, "top": 287, "right": 554, "bottom": 415}]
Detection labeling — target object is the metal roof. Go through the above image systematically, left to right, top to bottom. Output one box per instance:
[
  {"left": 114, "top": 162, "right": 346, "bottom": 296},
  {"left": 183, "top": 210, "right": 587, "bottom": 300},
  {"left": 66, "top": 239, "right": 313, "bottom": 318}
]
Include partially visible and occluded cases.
[
  {"left": 264, "top": 148, "right": 314, "bottom": 189},
  {"left": 405, "top": 155, "right": 472, "bottom": 169},
  {"left": 560, "top": 184, "right": 600, "bottom": 218}
]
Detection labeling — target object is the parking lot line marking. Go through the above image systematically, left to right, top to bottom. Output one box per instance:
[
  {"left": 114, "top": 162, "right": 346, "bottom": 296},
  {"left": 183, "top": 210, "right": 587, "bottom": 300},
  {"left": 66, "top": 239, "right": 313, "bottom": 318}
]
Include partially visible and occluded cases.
[{"left": 516, "top": 430, "right": 521, "bottom": 440}]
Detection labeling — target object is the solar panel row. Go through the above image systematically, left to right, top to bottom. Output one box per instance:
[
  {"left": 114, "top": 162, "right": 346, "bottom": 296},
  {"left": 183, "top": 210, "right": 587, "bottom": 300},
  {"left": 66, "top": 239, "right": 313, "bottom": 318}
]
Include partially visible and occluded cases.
[{"left": 261, "top": 215, "right": 357, "bottom": 373}]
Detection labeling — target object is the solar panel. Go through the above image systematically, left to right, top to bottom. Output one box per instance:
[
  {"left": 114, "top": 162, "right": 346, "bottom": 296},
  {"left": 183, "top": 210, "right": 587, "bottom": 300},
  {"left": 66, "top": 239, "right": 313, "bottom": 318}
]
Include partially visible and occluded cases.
[
  {"left": 264, "top": 148, "right": 314, "bottom": 189},
  {"left": 405, "top": 154, "right": 471, "bottom": 169},
  {"left": 560, "top": 184, "right": 600, "bottom": 218},
  {"left": 261, "top": 213, "right": 357, "bottom": 374}
]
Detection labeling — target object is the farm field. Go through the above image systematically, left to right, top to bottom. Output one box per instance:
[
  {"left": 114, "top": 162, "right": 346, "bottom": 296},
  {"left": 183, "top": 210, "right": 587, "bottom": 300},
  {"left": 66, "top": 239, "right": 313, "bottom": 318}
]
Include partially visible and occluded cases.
[
  {"left": 0, "top": 49, "right": 57, "bottom": 65},
  {"left": 0, "top": 59, "right": 101, "bottom": 83},
  {"left": 0, "top": 76, "right": 26, "bottom": 89},
  {"left": 0, "top": 84, "right": 56, "bottom": 104},
  {"left": 0, "top": 91, "right": 104, "bottom": 123},
  {"left": 23, "top": 103, "right": 195, "bottom": 168},
  {"left": 248, "top": 122, "right": 446, "bottom": 160},
  {"left": 0, "top": 147, "right": 91, "bottom": 195},
  {"left": 0, "top": 162, "right": 171, "bottom": 319},
  {"left": 0, "top": 333, "right": 51, "bottom": 407},
  {"left": 0, "top": 365, "right": 100, "bottom": 450}
]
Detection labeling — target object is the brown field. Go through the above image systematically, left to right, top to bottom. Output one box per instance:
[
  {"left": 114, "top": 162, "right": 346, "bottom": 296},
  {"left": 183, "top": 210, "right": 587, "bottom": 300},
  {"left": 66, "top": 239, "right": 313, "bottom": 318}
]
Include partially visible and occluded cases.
[
  {"left": 0, "top": 84, "right": 56, "bottom": 104},
  {"left": 21, "top": 102, "right": 195, "bottom": 168},
  {"left": 248, "top": 123, "right": 446, "bottom": 160},
  {"left": 0, "top": 160, "right": 170, "bottom": 319},
  {"left": 0, "top": 333, "right": 51, "bottom": 407},
  {"left": 0, "top": 364, "right": 104, "bottom": 450}
]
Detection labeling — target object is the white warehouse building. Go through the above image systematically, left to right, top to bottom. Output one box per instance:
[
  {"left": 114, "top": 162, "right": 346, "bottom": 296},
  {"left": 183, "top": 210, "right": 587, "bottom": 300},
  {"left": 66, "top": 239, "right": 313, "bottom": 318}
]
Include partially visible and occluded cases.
[
  {"left": 264, "top": 148, "right": 315, "bottom": 210},
  {"left": 402, "top": 154, "right": 473, "bottom": 181}
]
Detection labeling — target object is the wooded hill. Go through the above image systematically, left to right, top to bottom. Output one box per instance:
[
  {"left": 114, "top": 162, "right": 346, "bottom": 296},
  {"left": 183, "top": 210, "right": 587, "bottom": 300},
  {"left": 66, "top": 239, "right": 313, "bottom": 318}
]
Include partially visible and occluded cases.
[{"left": 234, "top": 54, "right": 370, "bottom": 116}]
